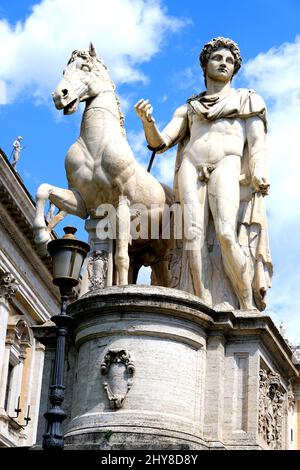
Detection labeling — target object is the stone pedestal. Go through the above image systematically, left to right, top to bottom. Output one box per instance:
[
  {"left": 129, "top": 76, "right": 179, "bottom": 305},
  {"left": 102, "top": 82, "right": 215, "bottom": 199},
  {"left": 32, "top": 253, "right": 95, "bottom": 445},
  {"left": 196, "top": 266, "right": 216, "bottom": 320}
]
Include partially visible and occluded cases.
[
  {"left": 80, "top": 218, "right": 114, "bottom": 296},
  {"left": 34, "top": 286, "right": 300, "bottom": 450},
  {"left": 65, "top": 286, "right": 212, "bottom": 450}
]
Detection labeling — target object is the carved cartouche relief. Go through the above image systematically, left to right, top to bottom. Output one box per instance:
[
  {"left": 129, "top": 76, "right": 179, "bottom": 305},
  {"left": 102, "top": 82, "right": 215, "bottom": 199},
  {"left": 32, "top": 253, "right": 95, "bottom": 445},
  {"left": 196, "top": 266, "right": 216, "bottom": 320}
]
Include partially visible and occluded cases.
[
  {"left": 87, "top": 251, "right": 108, "bottom": 290},
  {"left": 100, "top": 349, "right": 135, "bottom": 410}
]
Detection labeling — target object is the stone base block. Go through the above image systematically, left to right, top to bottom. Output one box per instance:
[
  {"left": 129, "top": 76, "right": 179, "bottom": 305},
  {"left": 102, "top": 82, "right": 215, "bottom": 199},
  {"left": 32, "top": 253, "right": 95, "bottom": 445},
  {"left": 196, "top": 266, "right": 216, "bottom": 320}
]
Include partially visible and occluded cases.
[{"left": 33, "top": 286, "right": 300, "bottom": 450}]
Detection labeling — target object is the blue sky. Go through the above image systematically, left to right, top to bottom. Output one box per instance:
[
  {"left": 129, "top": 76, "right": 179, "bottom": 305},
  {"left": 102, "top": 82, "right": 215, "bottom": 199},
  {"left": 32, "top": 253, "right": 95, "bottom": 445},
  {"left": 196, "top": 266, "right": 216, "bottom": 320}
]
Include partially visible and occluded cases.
[{"left": 0, "top": 0, "right": 299, "bottom": 343}]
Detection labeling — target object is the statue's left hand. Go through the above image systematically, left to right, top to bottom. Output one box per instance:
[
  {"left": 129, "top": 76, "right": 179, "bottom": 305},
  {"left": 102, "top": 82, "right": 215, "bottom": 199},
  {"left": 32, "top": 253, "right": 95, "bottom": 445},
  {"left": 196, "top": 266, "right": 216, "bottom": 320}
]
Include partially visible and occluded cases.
[{"left": 252, "top": 175, "right": 270, "bottom": 195}]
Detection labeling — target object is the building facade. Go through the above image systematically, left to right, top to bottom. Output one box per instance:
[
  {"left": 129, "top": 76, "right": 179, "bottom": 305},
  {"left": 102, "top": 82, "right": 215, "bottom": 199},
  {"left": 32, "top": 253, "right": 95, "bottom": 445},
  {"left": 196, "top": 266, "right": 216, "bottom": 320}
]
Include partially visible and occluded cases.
[{"left": 0, "top": 148, "right": 59, "bottom": 447}]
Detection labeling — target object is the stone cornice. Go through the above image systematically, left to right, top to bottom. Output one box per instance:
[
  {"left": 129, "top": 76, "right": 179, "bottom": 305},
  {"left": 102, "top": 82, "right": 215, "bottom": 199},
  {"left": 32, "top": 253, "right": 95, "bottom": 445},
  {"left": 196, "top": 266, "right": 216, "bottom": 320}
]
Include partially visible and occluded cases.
[
  {"left": 0, "top": 148, "right": 57, "bottom": 273},
  {"left": 0, "top": 205, "right": 59, "bottom": 303},
  {"left": 70, "top": 285, "right": 215, "bottom": 329},
  {"left": 69, "top": 286, "right": 300, "bottom": 381},
  {"left": 212, "top": 310, "right": 300, "bottom": 379}
]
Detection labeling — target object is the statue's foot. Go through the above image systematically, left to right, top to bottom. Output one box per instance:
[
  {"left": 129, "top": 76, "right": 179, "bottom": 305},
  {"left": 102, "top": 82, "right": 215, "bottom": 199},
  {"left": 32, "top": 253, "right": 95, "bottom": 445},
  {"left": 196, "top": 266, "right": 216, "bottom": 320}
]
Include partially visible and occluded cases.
[
  {"left": 34, "top": 228, "right": 51, "bottom": 256},
  {"left": 192, "top": 278, "right": 212, "bottom": 306},
  {"left": 198, "top": 290, "right": 212, "bottom": 307}
]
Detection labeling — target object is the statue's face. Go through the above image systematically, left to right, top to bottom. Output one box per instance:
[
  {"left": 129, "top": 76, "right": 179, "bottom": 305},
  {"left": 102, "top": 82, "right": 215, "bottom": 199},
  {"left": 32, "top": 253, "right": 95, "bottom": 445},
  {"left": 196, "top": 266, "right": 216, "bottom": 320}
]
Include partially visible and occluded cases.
[{"left": 205, "top": 47, "right": 235, "bottom": 84}]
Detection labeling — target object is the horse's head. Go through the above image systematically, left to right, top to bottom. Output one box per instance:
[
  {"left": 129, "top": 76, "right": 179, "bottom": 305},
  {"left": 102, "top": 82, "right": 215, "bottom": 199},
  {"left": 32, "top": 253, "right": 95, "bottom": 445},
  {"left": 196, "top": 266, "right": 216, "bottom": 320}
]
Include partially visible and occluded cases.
[{"left": 53, "top": 43, "right": 112, "bottom": 114}]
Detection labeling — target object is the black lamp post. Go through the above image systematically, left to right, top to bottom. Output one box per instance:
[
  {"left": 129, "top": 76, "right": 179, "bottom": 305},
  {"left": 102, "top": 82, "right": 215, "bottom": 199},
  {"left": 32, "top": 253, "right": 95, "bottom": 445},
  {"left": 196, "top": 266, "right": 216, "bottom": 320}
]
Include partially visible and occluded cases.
[{"left": 42, "top": 226, "right": 90, "bottom": 450}]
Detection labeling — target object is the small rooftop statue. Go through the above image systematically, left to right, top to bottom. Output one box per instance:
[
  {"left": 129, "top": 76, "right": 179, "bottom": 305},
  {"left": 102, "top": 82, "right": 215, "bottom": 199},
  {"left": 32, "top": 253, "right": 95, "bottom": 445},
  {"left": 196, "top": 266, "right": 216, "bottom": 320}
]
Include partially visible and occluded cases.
[{"left": 11, "top": 136, "right": 24, "bottom": 169}]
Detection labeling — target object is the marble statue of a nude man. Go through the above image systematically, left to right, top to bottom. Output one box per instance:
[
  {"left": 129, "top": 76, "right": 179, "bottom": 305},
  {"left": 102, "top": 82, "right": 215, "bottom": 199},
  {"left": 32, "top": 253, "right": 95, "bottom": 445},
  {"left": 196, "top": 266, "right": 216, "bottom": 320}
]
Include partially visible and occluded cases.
[{"left": 135, "top": 37, "right": 272, "bottom": 311}]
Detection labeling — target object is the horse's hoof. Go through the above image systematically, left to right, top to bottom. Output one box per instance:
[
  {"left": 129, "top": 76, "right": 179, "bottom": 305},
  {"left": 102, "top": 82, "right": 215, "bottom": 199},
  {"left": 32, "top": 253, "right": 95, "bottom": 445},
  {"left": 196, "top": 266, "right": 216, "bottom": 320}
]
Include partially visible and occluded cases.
[
  {"left": 34, "top": 227, "right": 51, "bottom": 245},
  {"left": 34, "top": 230, "right": 51, "bottom": 256},
  {"left": 35, "top": 242, "right": 49, "bottom": 257}
]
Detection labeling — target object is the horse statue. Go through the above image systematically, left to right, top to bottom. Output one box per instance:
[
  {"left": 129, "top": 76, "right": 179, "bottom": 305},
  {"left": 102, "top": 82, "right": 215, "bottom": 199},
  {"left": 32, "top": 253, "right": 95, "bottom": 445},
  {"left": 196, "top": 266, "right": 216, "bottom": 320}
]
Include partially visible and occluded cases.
[{"left": 33, "top": 43, "right": 173, "bottom": 286}]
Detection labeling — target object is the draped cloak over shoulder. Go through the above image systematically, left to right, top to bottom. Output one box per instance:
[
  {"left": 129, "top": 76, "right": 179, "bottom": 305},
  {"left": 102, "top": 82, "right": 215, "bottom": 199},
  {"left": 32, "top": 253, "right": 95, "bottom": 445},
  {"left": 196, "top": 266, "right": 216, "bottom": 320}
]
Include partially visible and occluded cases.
[{"left": 186, "top": 88, "right": 267, "bottom": 130}]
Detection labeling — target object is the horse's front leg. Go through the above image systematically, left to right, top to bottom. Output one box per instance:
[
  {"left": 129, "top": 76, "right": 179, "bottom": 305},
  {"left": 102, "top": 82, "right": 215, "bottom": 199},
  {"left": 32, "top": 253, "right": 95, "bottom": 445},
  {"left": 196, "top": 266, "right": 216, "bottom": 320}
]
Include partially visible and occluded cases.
[
  {"left": 33, "top": 183, "right": 88, "bottom": 254},
  {"left": 34, "top": 183, "right": 56, "bottom": 249},
  {"left": 115, "top": 196, "right": 131, "bottom": 285}
]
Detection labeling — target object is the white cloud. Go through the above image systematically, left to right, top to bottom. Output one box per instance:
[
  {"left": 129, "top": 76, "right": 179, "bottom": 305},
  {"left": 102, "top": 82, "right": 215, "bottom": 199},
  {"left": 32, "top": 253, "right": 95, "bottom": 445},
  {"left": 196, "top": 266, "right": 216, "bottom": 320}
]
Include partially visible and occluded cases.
[
  {"left": 0, "top": 0, "right": 184, "bottom": 103},
  {"left": 243, "top": 36, "right": 300, "bottom": 344},
  {"left": 243, "top": 37, "right": 300, "bottom": 100},
  {"left": 0, "top": 80, "right": 6, "bottom": 104},
  {"left": 159, "top": 93, "right": 168, "bottom": 103},
  {"left": 127, "top": 129, "right": 149, "bottom": 166}
]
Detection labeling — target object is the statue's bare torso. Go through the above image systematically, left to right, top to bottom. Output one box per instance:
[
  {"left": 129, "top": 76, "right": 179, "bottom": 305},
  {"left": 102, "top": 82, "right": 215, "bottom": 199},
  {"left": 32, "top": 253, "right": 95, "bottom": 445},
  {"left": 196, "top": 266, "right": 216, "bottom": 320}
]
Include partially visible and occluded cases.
[
  {"left": 162, "top": 102, "right": 247, "bottom": 167},
  {"left": 186, "top": 115, "right": 246, "bottom": 165}
]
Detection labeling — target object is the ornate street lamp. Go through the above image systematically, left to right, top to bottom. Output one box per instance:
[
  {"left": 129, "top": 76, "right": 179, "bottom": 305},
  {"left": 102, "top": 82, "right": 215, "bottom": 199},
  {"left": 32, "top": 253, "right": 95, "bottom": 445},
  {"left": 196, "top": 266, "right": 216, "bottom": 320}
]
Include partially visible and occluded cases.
[{"left": 42, "top": 226, "right": 90, "bottom": 450}]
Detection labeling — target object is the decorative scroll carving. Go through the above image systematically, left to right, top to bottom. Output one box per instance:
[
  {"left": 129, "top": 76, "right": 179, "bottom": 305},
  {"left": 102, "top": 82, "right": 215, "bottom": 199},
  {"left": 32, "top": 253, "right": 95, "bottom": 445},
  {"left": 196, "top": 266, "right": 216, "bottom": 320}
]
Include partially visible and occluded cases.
[
  {"left": 87, "top": 251, "right": 108, "bottom": 290},
  {"left": 0, "top": 272, "right": 19, "bottom": 300},
  {"left": 100, "top": 349, "right": 135, "bottom": 410},
  {"left": 258, "top": 369, "right": 285, "bottom": 449}
]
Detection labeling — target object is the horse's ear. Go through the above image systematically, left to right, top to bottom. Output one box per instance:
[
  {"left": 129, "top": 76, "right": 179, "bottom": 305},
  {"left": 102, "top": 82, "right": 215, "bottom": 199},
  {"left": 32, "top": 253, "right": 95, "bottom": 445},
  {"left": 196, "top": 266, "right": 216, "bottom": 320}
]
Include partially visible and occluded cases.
[{"left": 89, "top": 42, "right": 97, "bottom": 57}]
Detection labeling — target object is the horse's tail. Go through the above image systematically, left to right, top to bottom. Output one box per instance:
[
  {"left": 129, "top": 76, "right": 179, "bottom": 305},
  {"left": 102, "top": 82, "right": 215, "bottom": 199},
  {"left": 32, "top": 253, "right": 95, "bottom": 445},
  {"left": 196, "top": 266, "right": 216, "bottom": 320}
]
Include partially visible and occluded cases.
[{"left": 47, "top": 210, "right": 68, "bottom": 232}]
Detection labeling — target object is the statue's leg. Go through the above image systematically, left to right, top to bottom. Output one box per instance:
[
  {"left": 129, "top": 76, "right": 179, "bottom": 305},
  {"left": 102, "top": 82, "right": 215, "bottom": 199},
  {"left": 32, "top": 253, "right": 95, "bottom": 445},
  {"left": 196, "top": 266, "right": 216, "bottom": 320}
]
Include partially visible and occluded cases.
[
  {"left": 208, "top": 156, "right": 253, "bottom": 310},
  {"left": 178, "top": 159, "right": 211, "bottom": 304},
  {"left": 33, "top": 183, "right": 87, "bottom": 253},
  {"left": 34, "top": 184, "right": 54, "bottom": 246},
  {"left": 48, "top": 187, "right": 87, "bottom": 218},
  {"left": 115, "top": 196, "right": 130, "bottom": 285}
]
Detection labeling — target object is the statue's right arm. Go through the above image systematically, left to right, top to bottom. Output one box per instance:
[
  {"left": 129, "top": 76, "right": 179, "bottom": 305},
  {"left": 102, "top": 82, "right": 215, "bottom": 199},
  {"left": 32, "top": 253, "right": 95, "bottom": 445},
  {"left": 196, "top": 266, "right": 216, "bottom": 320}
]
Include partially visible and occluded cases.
[{"left": 134, "top": 99, "right": 188, "bottom": 152}]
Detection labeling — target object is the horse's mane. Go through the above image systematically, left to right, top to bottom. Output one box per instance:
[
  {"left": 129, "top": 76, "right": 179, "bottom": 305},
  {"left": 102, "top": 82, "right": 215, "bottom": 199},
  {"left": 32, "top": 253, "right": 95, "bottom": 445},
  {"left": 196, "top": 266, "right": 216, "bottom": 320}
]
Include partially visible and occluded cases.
[{"left": 68, "top": 50, "right": 126, "bottom": 137}]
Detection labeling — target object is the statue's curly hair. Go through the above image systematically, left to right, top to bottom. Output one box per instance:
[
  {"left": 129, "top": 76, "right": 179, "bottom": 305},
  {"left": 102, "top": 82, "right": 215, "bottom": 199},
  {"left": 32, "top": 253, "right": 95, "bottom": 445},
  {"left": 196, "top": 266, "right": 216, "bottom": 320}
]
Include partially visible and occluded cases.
[{"left": 199, "top": 37, "right": 242, "bottom": 82}]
